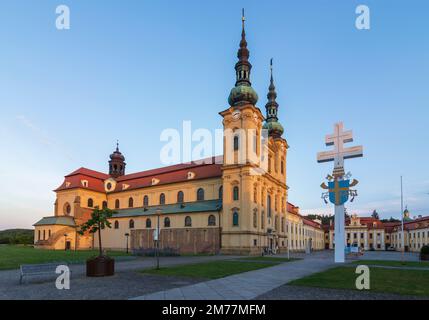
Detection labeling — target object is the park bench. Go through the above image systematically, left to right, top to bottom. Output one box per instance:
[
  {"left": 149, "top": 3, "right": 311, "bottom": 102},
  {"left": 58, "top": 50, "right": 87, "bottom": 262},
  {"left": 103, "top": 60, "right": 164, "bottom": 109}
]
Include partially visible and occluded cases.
[{"left": 19, "top": 262, "right": 70, "bottom": 284}]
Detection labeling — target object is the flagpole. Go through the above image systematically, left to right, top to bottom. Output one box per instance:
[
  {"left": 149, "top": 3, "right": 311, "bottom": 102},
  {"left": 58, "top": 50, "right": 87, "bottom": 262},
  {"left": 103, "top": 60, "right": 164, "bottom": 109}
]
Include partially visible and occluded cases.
[{"left": 401, "top": 176, "right": 405, "bottom": 264}]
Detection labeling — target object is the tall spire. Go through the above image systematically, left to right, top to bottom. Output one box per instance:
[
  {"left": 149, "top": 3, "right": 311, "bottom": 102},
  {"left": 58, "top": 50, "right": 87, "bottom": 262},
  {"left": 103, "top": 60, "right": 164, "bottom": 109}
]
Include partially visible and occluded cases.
[
  {"left": 236, "top": 8, "right": 251, "bottom": 87},
  {"left": 228, "top": 9, "right": 258, "bottom": 107},
  {"left": 266, "top": 58, "right": 279, "bottom": 122},
  {"left": 263, "top": 59, "right": 284, "bottom": 138}
]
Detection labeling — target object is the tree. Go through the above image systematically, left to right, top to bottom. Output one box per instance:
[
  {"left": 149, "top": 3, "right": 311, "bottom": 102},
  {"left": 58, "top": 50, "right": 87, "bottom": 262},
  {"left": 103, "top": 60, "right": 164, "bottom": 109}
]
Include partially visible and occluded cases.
[
  {"left": 78, "top": 207, "right": 116, "bottom": 257},
  {"left": 371, "top": 210, "right": 379, "bottom": 220}
]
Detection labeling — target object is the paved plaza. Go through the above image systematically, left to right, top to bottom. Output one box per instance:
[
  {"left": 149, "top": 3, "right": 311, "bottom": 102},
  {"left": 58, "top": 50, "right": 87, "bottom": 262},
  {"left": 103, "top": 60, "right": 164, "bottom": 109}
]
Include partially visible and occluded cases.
[{"left": 0, "top": 250, "right": 422, "bottom": 300}]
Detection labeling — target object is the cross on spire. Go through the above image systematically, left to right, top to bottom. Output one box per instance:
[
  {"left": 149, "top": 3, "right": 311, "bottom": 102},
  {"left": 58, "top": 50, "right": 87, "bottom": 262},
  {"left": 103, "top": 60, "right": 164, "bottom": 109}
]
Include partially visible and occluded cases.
[{"left": 317, "top": 122, "right": 363, "bottom": 175}]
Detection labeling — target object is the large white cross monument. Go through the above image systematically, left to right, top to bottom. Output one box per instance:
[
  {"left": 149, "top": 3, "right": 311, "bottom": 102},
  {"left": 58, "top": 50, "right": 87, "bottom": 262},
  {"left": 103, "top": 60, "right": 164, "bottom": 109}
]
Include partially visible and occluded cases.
[{"left": 317, "top": 122, "right": 363, "bottom": 263}]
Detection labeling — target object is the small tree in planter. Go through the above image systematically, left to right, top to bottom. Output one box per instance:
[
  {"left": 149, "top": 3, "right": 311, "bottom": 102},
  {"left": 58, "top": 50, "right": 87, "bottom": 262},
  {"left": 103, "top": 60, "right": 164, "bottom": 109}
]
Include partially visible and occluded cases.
[
  {"left": 78, "top": 207, "right": 117, "bottom": 277},
  {"left": 420, "top": 245, "right": 429, "bottom": 261}
]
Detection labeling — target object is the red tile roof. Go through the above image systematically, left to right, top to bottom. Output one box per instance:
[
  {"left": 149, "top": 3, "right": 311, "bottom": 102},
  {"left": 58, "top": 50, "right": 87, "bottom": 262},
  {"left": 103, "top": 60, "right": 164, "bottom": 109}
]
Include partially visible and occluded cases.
[
  {"left": 55, "top": 156, "right": 223, "bottom": 194},
  {"left": 66, "top": 167, "right": 110, "bottom": 180},
  {"left": 287, "top": 202, "right": 300, "bottom": 216},
  {"left": 392, "top": 216, "right": 429, "bottom": 232},
  {"left": 303, "top": 217, "right": 322, "bottom": 229}
]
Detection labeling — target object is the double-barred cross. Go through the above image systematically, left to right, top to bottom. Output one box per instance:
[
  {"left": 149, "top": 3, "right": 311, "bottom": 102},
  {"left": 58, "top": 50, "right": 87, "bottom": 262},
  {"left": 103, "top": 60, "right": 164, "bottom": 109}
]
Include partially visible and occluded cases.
[{"left": 317, "top": 122, "right": 363, "bottom": 171}]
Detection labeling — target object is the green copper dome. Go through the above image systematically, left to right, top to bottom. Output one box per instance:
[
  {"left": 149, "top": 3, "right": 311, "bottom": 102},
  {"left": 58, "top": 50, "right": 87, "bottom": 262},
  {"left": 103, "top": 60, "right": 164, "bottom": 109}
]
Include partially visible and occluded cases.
[
  {"left": 228, "top": 85, "right": 259, "bottom": 107},
  {"left": 263, "top": 121, "right": 284, "bottom": 137}
]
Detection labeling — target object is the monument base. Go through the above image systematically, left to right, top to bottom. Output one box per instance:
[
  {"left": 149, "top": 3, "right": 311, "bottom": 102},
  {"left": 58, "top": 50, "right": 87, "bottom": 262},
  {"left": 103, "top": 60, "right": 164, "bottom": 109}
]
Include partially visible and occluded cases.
[{"left": 334, "top": 204, "right": 345, "bottom": 263}]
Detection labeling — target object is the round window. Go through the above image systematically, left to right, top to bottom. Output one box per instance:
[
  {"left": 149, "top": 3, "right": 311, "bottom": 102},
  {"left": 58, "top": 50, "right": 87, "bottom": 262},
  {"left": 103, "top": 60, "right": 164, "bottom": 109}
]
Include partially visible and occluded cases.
[
  {"left": 106, "top": 182, "right": 112, "bottom": 190},
  {"left": 64, "top": 203, "right": 71, "bottom": 215}
]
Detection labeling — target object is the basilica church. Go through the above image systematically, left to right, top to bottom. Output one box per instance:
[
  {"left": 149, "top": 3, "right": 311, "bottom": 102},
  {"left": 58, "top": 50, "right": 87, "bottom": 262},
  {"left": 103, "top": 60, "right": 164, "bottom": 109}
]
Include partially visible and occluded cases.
[{"left": 33, "top": 15, "right": 326, "bottom": 255}]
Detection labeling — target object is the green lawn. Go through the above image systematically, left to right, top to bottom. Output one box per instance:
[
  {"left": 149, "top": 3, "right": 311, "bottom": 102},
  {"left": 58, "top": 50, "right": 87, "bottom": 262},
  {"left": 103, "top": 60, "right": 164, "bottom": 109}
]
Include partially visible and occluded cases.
[
  {"left": 0, "top": 245, "right": 130, "bottom": 270},
  {"left": 239, "top": 256, "right": 300, "bottom": 263},
  {"left": 141, "top": 260, "right": 280, "bottom": 279},
  {"left": 352, "top": 260, "right": 429, "bottom": 268},
  {"left": 289, "top": 266, "right": 429, "bottom": 297}
]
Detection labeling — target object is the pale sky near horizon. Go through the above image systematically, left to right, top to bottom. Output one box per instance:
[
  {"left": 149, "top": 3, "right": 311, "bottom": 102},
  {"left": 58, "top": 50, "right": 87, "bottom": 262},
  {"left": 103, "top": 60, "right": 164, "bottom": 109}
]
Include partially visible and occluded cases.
[{"left": 0, "top": 0, "right": 428, "bottom": 230}]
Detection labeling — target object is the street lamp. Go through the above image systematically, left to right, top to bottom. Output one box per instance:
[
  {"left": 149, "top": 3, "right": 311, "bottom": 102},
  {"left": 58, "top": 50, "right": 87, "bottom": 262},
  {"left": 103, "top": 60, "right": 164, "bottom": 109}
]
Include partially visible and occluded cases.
[
  {"left": 155, "top": 209, "right": 162, "bottom": 270},
  {"left": 125, "top": 233, "right": 130, "bottom": 254},
  {"left": 64, "top": 234, "right": 68, "bottom": 251}
]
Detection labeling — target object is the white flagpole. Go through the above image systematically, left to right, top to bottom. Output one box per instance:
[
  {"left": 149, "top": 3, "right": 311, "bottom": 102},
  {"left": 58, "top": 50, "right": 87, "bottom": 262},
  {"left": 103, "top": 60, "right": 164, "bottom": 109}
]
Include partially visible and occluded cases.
[{"left": 401, "top": 176, "right": 405, "bottom": 264}]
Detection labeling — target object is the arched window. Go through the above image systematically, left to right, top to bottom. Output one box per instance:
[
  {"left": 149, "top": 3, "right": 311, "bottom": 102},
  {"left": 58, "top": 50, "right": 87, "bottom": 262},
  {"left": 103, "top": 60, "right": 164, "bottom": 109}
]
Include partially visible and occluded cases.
[
  {"left": 233, "top": 135, "right": 239, "bottom": 151},
  {"left": 218, "top": 186, "right": 223, "bottom": 200},
  {"left": 233, "top": 186, "right": 239, "bottom": 201},
  {"left": 253, "top": 187, "right": 257, "bottom": 203},
  {"left": 197, "top": 188, "right": 205, "bottom": 201},
  {"left": 177, "top": 191, "right": 184, "bottom": 203},
  {"left": 160, "top": 193, "right": 165, "bottom": 205},
  {"left": 143, "top": 195, "right": 149, "bottom": 207},
  {"left": 267, "top": 195, "right": 272, "bottom": 218},
  {"left": 128, "top": 197, "right": 134, "bottom": 208},
  {"left": 87, "top": 198, "right": 94, "bottom": 208},
  {"left": 115, "top": 199, "right": 120, "bottom": 209},
  {"left": 102, "top": 201, "right": 108, "bottom": 209},
  {"left": 64, "top": 203, "right": 71, "bottom": 215},
  {"left": 233, "top": 211, "right": 239, "bottom": 226},
  {"left": 253, "top": 211, "right": 257, "bottom": 228},
  {"left": 261, "top": 212, "right": 265, "bottom": 229},
  {"left": 208, "top": 215, "right": 216, "bottom": 226},
  {"left": 275, "top": 215, "right": 279, "bottom": 231},
  {"left": 185, "top": 216, "right": 192, "bottom": 227},
  {"left": 164, "top": 217, "right": 171, "bottom": 228},
  {"left": 146, "top": 218, "right": 151, "bottom": 228},
  {"left": 129, "top": 219, "right": 135, "bottom": 229},
  {"left": 114, "top": 221, "right": 119, "bottom": 229},
  {"left": 38, "top": 230, "right": 41, "bottom": 240},
  {"left": 43, "top": 230, "right": 46, "bottom": 240}
]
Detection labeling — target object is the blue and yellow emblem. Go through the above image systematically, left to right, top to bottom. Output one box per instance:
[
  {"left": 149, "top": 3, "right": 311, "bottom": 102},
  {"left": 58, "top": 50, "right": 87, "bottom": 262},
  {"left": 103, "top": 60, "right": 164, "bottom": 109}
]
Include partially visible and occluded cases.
[
  {"left": 321, "top": 177, "right": 359, "bottom": 206},
  {"left": 328, "top": 180, "right": 350, "bottom": 205}
]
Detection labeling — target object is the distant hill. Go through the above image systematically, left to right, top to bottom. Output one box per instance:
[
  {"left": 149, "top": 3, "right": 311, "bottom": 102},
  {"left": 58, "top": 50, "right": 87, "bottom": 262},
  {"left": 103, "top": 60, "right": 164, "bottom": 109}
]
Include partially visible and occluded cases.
[{"left": 0, "top": 229, "right": 34, "bottom": 245}]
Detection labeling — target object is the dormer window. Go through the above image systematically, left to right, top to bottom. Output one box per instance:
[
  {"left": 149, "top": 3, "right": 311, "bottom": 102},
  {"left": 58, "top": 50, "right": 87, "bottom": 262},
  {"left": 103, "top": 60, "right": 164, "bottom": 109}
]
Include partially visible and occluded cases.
[
  {"left": 187, "top": 172, "right": 196, "bottom": 180},
  {"left": 152, "top": 178, "right": 160, "bottom": 185},
  {"left": 81, "top": 180, "right": 89, "bottom": 188},
  {"left": 65, "top": 182, "right": 71, "bottom": 188},
  {"left": 122, "top": 184, "right": 130, "bottom": 190}
]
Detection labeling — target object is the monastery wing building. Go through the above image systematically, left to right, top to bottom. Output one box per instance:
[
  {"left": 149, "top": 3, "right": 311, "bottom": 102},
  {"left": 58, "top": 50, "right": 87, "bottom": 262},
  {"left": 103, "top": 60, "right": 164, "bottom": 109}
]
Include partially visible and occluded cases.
[{"left": 33, "top": 15, "right": 326, "bottom": 255}]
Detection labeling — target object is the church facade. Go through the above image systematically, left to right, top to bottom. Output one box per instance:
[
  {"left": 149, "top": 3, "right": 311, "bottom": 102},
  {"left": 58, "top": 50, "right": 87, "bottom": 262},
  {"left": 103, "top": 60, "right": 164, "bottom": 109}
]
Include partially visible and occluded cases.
[{"left": 33, "top": 15, "right": 325, "bottom": 255}]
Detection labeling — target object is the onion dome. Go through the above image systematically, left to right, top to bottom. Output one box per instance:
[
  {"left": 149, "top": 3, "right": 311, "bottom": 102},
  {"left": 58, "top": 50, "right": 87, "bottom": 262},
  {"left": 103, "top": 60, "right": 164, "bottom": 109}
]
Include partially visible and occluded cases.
[
  {"left": 228, "top": 9, "right": 258, "bottom": 107},
  {"left": 110, "top": 143, "right": 125, "bottom": 161}
]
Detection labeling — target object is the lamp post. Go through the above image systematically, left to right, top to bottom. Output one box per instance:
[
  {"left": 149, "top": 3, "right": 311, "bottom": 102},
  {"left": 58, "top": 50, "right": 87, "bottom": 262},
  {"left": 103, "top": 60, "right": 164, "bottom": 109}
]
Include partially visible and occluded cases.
[
  {"left": 400, "top": 176, "right": 405, "bottom": 264},
  {"left": 155, "top": 209, "right": 161, "bottom": 270},
  {"left": 287, "top": 222, "right": 290, "bottom": 260},
  {"left": 125, "top": 233, "right": 130, "bottom": 254},
  {"left": 64, "top": 234, "right": 67, "bottom": 251}
]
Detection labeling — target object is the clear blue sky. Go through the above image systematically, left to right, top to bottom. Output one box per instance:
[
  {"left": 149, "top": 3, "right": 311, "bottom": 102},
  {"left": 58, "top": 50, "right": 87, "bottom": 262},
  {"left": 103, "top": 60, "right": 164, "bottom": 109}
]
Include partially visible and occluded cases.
[{"left": 0, "top": 0, "right": 428, "bottom": 229}]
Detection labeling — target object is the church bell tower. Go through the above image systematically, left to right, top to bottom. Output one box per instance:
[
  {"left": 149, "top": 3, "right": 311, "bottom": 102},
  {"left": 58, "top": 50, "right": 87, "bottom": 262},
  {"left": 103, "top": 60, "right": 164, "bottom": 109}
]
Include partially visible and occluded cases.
[{"left": 109, "top": 141, "right": 126, "bottom": 178}]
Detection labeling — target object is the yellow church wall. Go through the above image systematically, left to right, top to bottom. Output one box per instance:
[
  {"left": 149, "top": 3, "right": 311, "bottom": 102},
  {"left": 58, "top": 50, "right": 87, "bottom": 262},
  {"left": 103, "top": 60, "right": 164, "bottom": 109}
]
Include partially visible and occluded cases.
[
  {"left": 105, "top": 178, "right": 222, "bottom": 210},
  {"left": 56, "top": 189, "right": 107, "bottom": 216},
  {"left": 55, "top": 190, "right": 79, "bottom": 216},
  {"left": 94, "top": 211, "right": 221, "bottom": 251},
  {"left": 34, "top": 225, "right": 77, "bottom": 250}
]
